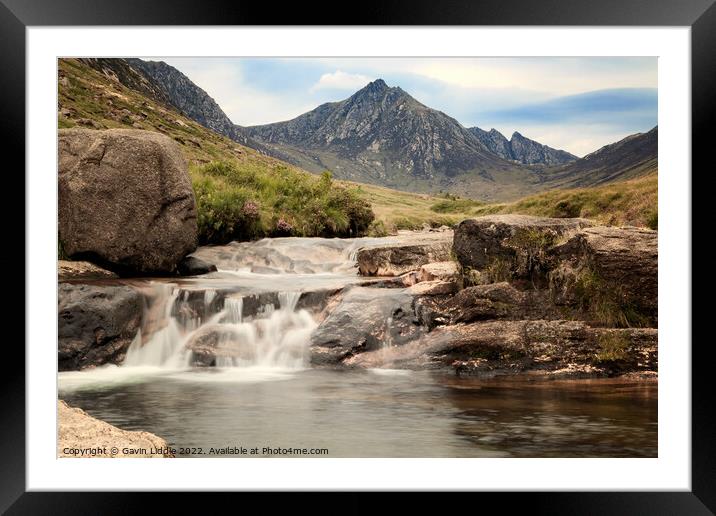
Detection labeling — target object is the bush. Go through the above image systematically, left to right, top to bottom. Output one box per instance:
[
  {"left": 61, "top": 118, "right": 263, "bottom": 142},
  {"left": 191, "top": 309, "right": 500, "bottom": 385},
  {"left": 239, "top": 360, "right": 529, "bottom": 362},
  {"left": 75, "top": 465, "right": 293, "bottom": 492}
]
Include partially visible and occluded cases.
[{"left": 191, "top": 161, "right": 375, "bottom": 244}]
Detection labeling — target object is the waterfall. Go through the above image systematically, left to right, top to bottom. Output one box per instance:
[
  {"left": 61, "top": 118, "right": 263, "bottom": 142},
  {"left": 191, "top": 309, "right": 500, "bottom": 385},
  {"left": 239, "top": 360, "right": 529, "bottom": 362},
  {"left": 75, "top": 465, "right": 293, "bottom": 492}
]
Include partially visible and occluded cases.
[
  {"left": 120, "top": 236, "right": 396, "bottom": 372},
  {"left": 123, "top": 284, "right": 316, "bottom": 371}
]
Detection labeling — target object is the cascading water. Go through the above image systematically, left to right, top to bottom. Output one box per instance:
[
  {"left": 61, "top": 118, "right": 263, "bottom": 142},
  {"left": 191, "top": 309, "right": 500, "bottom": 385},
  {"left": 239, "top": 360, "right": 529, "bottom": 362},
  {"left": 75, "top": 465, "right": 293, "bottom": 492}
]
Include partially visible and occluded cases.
[{"left": 119, "top": 238, "right": 380, "bottom": 372}]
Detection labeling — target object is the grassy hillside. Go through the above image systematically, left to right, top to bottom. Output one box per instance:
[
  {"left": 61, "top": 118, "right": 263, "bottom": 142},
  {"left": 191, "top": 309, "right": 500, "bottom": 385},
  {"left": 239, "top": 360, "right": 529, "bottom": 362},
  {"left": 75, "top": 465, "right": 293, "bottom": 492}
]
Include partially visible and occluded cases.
[
  {"left": 58, "top": 59, "right": 375, "bottom": 242},
  {"left": 472, "top": 173, "right": 658, "bottom": 229}
]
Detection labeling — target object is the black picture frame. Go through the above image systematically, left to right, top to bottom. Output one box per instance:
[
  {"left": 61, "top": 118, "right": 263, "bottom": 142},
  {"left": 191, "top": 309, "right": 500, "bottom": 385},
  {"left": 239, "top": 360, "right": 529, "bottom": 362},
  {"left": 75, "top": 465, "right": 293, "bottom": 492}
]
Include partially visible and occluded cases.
[{"left": 1, "top": 0, "right": 710, "bottom": 512}]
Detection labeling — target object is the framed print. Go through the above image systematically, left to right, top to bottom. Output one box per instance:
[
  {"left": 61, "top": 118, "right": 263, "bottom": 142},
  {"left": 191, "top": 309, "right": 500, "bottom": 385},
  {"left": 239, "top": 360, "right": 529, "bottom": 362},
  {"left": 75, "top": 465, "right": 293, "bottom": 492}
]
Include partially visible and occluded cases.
[{"left": 2, "top": 0, "right": 711, "bottom": 512}]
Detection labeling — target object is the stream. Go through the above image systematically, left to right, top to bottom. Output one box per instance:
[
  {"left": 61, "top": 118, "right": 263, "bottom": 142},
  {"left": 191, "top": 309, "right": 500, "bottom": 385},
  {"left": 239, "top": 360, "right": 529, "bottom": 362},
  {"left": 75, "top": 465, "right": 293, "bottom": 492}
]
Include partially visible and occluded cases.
[{"left": 58, "top": 235, "right": 657, "bottom": 458}]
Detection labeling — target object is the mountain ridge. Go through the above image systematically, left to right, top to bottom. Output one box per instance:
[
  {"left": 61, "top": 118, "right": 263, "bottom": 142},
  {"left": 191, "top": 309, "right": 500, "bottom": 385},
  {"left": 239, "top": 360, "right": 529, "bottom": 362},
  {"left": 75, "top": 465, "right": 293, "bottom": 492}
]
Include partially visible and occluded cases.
[{"left": 468, "top": 126, "right": 577, "bottom": 165}]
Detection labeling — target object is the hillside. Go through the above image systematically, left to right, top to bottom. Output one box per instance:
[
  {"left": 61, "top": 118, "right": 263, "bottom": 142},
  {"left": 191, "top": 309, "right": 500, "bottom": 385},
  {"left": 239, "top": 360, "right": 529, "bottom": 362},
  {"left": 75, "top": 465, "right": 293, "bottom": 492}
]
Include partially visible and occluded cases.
[
  {"left": 58, "top": 58, "right": 477, "bottom": 239},
  {"left": 59, "top": 58, "right": 658, "bottom": 234},
  {"left": 58, "top": 59, "right": 376, "bottom": 243},
  {"left": 542, "top": 127, "right": 658, "bottom": 188},
  {"left": 473, "top": 173, "right": 658, "bottom": 229}
]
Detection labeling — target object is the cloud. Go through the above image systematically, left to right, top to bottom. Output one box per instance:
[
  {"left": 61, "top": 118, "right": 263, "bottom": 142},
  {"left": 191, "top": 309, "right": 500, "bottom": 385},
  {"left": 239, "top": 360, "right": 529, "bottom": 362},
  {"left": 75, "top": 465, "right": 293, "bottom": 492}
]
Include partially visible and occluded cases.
[{"left": 309, "top": 70, "right": 373, "bottom": 93}]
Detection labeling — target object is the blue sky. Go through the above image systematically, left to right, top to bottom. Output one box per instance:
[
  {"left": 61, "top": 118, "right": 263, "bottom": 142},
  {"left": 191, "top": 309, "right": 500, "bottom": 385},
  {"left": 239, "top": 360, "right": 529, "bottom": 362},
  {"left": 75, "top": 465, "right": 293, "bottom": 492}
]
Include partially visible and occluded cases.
[{"left": 154, "top": 57, "right": 657, "bottom": 157}]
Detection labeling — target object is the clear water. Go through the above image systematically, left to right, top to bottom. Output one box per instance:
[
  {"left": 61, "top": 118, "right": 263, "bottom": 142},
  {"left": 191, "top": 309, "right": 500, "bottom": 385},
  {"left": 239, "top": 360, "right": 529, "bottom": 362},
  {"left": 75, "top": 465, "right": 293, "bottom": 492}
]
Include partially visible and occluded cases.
[{"left": 59, "top": 369, "right": 657, "bottom": 458}]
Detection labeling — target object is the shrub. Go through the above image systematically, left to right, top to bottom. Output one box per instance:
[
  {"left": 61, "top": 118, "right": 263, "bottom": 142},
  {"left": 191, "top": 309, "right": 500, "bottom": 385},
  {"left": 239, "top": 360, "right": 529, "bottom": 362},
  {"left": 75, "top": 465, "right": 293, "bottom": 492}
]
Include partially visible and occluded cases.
[{"left": 191, "top": 161, "right": 375, "bottom": 244}]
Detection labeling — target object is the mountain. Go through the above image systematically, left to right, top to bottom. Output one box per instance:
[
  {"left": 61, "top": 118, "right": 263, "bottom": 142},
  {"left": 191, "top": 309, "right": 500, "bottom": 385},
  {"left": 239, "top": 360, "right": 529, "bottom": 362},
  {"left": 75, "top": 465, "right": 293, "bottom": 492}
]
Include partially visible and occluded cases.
[
  {"left": 80, "top": 58, "right": 265, "bottom": 149},
  {"left": 76, "top": 59, "right": 656, "bottom": 201},
  {"left": 244, "top": 79, "right": 542, "bottom": 198},
  {"left": 543, "top": 126, "right": 657, "bottom": 188},
  {"left": 468, "top": 127, "right": 577, "bottom": 166}
]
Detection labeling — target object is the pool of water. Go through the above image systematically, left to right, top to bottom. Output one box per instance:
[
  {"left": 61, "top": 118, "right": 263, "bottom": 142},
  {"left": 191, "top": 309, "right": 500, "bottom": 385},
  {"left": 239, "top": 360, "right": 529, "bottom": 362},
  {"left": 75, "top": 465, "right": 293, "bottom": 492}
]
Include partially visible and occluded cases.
[{"left": 59, "top": 368, "right": 657, "bottom": 458}]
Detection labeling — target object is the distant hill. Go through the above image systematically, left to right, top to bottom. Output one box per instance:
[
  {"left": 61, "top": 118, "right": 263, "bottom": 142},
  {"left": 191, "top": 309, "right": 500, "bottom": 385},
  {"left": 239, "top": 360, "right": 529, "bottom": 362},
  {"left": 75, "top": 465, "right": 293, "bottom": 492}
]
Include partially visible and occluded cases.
[
  {"left": 542, "top": 126, "right": 657, "bottom": 188},
  {"left": 468, "top": 127, "right": 577, "bottom": 166}
]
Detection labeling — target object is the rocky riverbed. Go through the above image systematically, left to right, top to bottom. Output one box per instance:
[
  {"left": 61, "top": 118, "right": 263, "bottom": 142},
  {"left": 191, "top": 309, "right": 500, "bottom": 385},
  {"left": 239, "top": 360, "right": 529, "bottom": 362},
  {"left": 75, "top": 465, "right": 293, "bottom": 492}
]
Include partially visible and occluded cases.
[{"left": 56, "top": 128, "right": 657, "bottom": 457}]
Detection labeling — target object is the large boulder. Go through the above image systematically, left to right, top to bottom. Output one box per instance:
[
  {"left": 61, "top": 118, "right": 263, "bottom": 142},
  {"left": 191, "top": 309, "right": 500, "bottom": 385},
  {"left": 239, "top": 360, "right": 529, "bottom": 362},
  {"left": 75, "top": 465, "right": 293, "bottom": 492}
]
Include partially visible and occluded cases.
[
  {"left": 58, "top": 128, "right": 198, "bottom": 274},
  {"left": 453, "top": 215, "right": 594, "bottom": 281},
  {"left": 549, "top": 226, "right": 658, "bottom": 326},
  {"left": 356, "top": 232, "right": 453, "bottom": 276},
  {"left": 58, "top": 283, "right": 143, "bottom": 370},
  {"left": 58, "top": 401, "right": 173, "bottom": 457}
]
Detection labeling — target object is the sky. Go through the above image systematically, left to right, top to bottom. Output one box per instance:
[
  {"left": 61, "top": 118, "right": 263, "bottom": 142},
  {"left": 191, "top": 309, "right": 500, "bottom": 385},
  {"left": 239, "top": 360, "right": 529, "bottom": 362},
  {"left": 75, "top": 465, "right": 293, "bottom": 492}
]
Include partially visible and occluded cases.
[{"left": 153, "top": 57, "right": 657, "bottom": 157}]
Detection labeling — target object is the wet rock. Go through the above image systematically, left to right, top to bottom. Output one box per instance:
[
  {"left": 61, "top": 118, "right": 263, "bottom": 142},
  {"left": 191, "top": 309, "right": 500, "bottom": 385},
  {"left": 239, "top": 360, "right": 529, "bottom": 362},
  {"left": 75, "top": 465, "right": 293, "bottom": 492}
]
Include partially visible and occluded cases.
[
  {"left": 58, "top": 128, "right": 198, "bottom": 275},
  {"left": 453, "top": 215, "right": 594, "bottom": 281},
  {"left": 548, "top": 226, "right": 658, "bottom": 326},
  {"left": 356, "top": 232, "right": 453, "bottom": 276},
  {"left": 177, "top": 255, "right": 217, "bottom": 276},
  {"left": 58, "top": 260, "right": 118, "bottom": 281},
  {"left": 417, "top": 261, "right": 459, "bottom": 283},
  {"left": 58, "top": 283, "right": 142, "bottom": 370},
  {"left": 310, "top": 286, "right": 424, "bottom": 365},
  {"left": 346, "top": 320, "right": 657, "bottom": 377},
  {"left": 185, "top": 326, "right": 256, "bottom": 367},
  {"left": 58, "top": 401, "right": 173, "bottom": 457}
]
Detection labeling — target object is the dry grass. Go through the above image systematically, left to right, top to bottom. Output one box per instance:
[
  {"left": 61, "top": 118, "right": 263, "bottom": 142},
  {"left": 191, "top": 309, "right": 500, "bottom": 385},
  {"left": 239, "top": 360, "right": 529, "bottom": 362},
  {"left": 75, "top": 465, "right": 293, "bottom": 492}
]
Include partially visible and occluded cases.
[{"left": 473, "top": 173, "right": 658, "bottom": 229}]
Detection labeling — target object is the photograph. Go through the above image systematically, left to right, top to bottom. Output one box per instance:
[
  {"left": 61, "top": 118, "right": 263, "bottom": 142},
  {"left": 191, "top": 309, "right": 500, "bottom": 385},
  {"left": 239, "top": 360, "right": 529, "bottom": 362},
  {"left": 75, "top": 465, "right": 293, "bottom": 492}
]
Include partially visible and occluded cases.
[{"left": 56, "top": 56, "right": 659, "bottom": 459}]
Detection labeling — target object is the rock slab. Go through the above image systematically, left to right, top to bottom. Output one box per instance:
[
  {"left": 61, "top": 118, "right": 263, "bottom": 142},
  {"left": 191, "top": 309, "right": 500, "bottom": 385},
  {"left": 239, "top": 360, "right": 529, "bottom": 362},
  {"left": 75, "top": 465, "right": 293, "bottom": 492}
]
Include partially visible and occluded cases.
[{"left": 58, "top": 401, "right": 173, "bottom": 457}]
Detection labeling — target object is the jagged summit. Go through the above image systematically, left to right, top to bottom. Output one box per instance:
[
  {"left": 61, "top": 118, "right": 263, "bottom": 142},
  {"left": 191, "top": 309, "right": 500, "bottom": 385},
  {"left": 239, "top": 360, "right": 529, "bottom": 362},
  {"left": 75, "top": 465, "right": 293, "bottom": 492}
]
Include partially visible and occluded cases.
[{"left": 468, "top": 126, "right": 577, "bottom": 166}]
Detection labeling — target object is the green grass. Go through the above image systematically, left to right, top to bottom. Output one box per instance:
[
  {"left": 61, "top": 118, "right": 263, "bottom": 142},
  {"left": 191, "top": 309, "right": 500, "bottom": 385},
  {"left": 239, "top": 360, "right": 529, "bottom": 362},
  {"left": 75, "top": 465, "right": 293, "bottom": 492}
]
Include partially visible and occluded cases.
[
  {"left": 192, "top": 165, "right": 373, "bottom": 243},
  {"left": 473, "top": 174, "right": 658, "bottom": 228}
]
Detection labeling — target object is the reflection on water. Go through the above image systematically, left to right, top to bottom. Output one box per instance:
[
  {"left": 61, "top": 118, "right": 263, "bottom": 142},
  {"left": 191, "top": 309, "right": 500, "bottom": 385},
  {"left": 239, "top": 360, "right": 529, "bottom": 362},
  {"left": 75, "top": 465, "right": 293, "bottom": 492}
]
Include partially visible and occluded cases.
[{"left": 59, "top": 369, "right": 656, "bottom": 458}]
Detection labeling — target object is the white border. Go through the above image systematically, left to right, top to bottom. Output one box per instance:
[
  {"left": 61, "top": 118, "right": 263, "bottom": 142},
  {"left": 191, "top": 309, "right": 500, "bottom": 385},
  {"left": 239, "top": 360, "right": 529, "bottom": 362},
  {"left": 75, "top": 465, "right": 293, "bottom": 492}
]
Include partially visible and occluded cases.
[{"left": 27, "top": 27, "right": 691, "bottom": 491}]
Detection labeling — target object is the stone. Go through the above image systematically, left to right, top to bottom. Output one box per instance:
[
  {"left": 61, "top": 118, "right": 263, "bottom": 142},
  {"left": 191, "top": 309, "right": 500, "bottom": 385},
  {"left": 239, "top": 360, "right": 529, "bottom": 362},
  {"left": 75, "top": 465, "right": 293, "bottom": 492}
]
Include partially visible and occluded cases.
[
  {"left": 58, "top": 128, "right": 198, "bottom": 274},
  {"left": 453, "top": 215, "right": 594, "bottom": 280},
  {"left": 548, "top": 226, "right": 658, "bottom": 326},
  {"left": 356, "top": 232, "right": 453, "bottom": 276},
  {"left": 177, "top": 256, "right": 217, "bottom": 276},
  {"left": 58, "top": 260, "right": 118, "bottom": 281},
  {"left": 417, "top": 261, "right": 459, "bottom": 283},
  {"left": 406, "top": 280, "right": 458, "bottom": 296},
  {"left": 414, "top": 281, "right": 564, "bottom": 328},
  {"left": 58, "top": 283, "right": 142, "bottom": 370},
  {"left": 310, "top": 286, "right": 424, "bottom": 365},
  {"left": 184, "top": 326, "right": 257, "bottom": 367},
  {"left": 58, "top": 401, "right": 173, "bottom": 457}
]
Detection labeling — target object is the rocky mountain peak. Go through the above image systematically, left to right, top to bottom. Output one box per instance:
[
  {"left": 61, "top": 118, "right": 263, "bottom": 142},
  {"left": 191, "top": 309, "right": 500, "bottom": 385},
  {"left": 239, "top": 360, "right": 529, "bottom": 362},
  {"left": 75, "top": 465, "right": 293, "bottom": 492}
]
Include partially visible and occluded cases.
[{"left": 469, "top": 126, "right": 577, "bottom": 166}]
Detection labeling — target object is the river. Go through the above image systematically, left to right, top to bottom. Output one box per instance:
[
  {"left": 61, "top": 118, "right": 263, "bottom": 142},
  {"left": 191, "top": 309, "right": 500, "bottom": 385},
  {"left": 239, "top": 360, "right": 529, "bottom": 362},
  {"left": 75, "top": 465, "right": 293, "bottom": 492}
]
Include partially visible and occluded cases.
[{"left": 58, "top": 235, "right": 657, "bottom": 458}]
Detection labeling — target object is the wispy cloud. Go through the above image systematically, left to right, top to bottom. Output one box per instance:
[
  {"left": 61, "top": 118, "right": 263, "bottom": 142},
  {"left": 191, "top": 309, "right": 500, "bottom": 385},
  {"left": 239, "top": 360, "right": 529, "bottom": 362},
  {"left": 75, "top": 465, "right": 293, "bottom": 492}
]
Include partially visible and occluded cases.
[{"left": 309, "top": 70, "right": 374, "bottom": 93}]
